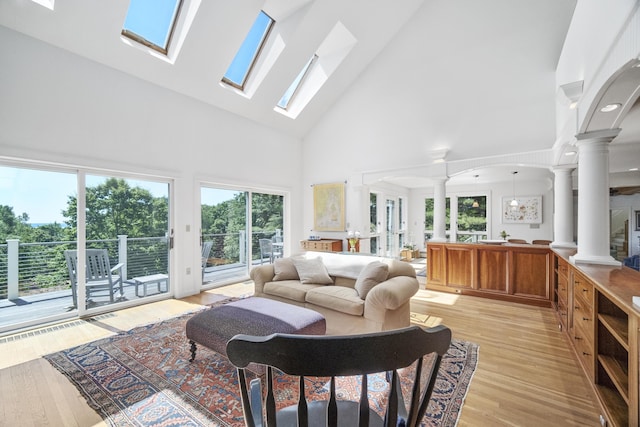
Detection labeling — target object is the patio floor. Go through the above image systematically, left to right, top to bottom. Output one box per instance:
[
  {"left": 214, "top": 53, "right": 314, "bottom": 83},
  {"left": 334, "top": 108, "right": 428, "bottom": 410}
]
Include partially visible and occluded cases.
[{"left": 0, "top": 263, "right": 252, "bottom": 333}]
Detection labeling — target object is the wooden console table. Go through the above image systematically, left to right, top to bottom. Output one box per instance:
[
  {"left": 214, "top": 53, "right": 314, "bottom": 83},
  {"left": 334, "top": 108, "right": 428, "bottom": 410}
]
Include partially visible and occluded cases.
[{"left": 300, "top": 239, "right": 342, "bottom": 252}]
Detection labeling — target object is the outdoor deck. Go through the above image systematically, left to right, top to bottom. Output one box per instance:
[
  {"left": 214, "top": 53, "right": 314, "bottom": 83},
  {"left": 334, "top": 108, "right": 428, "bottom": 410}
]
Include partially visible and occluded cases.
[{"left": 0, "top": 263, "right": 252, "bottom": 333}]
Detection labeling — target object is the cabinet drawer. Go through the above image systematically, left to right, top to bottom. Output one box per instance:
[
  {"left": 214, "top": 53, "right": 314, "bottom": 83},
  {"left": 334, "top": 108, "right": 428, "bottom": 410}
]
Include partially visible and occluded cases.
[
  {"left": 557, "top": 258, "right": 569, "bottom": 277},
  {"left": 574, "top": 275, "right": 594, "bottom": 310},
  {"left": 573, "top": 303, "right": 594, "bottom": 344},
  {"left": 573, "top": 332, "right": 595, "bottom": 380}
]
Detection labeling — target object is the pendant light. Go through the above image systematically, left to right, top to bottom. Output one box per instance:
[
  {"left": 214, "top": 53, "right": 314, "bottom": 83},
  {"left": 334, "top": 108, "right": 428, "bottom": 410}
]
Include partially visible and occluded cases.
[
  {"left": 510, "top": 171, "right": 519, "bottom": 210},
  {"left": 472, "top": 175, "right": 480, "bottom": 208}
]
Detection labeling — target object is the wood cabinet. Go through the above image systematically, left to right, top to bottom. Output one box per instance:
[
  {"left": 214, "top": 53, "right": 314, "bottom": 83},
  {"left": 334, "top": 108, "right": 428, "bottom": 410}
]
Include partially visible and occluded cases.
[
  {"left": 300, "top": 239, "right": 342, "bottom": 252},
  {"left": 425, "top": 242, "right": 552, "bottom": 306},
  {"left": 553, "top": 249, "right": 640, "bottom": 427},
  {"left": 555, "top": 257, "right": 570, "bottom": 331}
]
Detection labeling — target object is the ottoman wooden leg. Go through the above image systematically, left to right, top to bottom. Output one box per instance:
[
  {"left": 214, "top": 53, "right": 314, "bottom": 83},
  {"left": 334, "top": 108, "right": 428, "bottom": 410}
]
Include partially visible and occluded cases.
[{"left": 189, "top": 340, "right": 197, "bottom": 362}]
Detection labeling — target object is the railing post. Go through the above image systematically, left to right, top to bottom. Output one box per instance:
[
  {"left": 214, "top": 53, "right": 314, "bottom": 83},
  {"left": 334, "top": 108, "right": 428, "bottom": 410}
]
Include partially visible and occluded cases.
[
  {"left": 239, "top": 230, "right": 246, "bottom": 264},
  {"left": 118, "top": 235, "right": 128, "bottom": 280},
  {"left": 7, "top": 239, "right": 19, "bottom": 300}
]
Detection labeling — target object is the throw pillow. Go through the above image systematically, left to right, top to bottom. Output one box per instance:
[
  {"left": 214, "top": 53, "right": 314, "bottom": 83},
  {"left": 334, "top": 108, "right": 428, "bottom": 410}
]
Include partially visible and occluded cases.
[
  {"left": 292, "top": 257, "right": 333, "bottom": 285},
  {"left": 273, "top": 258, "right": 300, "bottom": 281},
  {"left": 355, "top": 261, "right": 389, "bottom": 299}
]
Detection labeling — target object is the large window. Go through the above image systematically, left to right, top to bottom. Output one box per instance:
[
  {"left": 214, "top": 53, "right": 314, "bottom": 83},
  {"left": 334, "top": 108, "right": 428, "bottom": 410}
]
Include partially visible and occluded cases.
[
  {"left": 122, "top": 0, "right": 183, "bottom": 54},
  {"left": 222, "top": 10, "right": 275, "bottom": 90},
  {"left": 277, "top": 54, "right": 318, "bottom": 110},
  {"left": 0, "top": 164, "right": 171, "bottom": 333},
  {"left": 200, "top": 186, "right": 283, "bottom": 286},
  {"left": 369, "top": 192, "right": 379, "bottom": 255},
  {"left": 425, "top": 195, "right": 487, "bottom": 242},
  {"left": 457, "top": 196, "right": 487, "bottom": 242},
  {"left": 424, "top": 197, "right": 450, "bottom": 240}
]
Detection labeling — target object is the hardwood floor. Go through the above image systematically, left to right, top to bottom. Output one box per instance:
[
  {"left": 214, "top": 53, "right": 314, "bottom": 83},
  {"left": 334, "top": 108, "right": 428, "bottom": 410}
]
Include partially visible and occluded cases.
[{"left": 0, "top": 281, "right": 600, "bottom": 426}]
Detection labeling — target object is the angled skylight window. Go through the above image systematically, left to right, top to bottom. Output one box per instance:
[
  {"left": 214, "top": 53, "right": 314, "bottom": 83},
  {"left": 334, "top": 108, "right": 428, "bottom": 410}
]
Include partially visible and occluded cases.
[
  {"left": 122, "top": 0, "right": 182, "bottom": 54},
  {"left": 222, "top": 10, "right": 275, "bottom": 90},
  {"left": 277, "top": 55, "right": 318, "bottom": 110}
]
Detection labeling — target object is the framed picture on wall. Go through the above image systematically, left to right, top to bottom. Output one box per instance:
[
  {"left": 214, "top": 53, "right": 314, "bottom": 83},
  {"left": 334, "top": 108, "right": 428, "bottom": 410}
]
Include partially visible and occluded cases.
[
  {"left": 313, "top": 182, "right": 345, "bottom": 231},
  {"left": 502, "top": 195, "right": 542, "bottom": 224},
  {"left": 636, "top": 210, "right": 640, "bottom": 231}
]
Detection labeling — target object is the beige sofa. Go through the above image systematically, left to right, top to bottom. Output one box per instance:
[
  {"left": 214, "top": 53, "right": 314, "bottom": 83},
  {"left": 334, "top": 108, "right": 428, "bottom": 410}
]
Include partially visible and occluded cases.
[{"left": 250, "top": 251, "right": 419, "bottom": 334}]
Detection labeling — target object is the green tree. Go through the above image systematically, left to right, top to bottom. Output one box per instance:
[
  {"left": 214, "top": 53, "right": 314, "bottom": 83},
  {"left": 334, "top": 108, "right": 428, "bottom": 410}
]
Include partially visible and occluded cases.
[
  {"left": 62, "top": 178, "right": 168, "bottom": 240},
  {"left": 424, "top": 198, "right": 451, "bottom": 230},
  {"left": 0, "top": 205, "right": 37, "bottom": 242}
]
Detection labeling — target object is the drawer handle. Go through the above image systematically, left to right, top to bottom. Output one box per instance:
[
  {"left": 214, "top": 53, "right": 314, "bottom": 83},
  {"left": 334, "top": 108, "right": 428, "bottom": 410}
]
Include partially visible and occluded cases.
[
  {"left": 582, "top": 288, "right": 588, "bottom": 293},
  {"left": 575, "top": 305, "right": 580, "bottom": 310},
  {"left": 583, "top": 317, "right": 590, "bottom": 321},
  {"left": 574, "top": 336, "right": 582, "bottom": 340},
  {"left": 582, "top": 352, "right": 591, "bottom": 356}
]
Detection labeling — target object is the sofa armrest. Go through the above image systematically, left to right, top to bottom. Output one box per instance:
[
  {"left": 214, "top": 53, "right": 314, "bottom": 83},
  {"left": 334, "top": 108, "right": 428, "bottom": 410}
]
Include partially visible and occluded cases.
[
  {"left": 250, "top": 264, "right": 276, "bottom": 294},
  {"left": 364, "top": 276, "right": 419, "bottom": 322}
]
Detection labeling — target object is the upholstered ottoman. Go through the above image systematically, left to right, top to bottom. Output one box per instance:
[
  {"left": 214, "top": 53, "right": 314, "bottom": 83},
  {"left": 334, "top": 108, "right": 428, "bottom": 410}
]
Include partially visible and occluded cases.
[{"left": 186, "top": 297, "right": 326, "bottom": 362}]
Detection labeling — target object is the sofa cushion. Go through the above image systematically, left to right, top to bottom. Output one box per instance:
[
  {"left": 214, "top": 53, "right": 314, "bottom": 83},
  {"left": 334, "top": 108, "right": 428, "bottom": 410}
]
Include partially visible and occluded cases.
[
  {"left": 293, "top": 256, "right": 333, "bottom": 284},
  {"left": 273, "top": 258, "right": 300, "bottom": 281},
  {"left": 354, "top": 261, "right": 389, "bottom": 299},
  {"left": 263, "top": 281, "right": 323, "bottom": 303},
  {"left": 306, "top": 286, "right": 364, "bottom": 316}
]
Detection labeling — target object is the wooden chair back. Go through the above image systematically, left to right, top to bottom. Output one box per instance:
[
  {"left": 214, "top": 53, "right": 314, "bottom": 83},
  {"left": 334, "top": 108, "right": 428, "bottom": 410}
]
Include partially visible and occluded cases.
[
  {"left": 507, "top": 238, "right": 528, "bottom": 244},
  {"left": 531, "top": 239, "right": 552, "bottom": 245},
  {"left": 64, "top": 249, "right": 123, "bottom": 307},
  {"left": 227, "top": 324, "right": 452, "bottom": 427}
]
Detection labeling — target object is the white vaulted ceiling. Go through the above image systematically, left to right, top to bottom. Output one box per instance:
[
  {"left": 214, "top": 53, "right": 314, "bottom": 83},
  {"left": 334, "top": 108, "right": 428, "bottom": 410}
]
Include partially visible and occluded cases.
[{"left": 0, "top": 0, "right": 638, "bottom": 182}]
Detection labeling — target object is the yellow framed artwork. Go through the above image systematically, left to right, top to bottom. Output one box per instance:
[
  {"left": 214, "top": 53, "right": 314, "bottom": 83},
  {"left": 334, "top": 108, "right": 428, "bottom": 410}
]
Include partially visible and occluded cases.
[{"left": 313, "top": 182, "right": 345, "bottom": 231}]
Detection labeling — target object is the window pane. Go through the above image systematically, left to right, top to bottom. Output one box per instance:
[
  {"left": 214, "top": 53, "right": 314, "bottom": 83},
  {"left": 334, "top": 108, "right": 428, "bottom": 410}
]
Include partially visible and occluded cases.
[
  {"left": 123, "top": 0, "right": 181, "bottom": 52},
  {"left": 223, "top": 11, "right": 274, "bottom": 89},
  {"left": 277, "top": 54, "right": 317, "bottom": 109},
  {"left": 0, "top": 165, "right": 77, "bottom": 331},
  {"left": 84, "top": 175, "right": 170, "bottom": 306},
  {"left": 201, "top": 188, "right": 247, "bottom": 284},
  {"left": 252, "top": 192, "right": 284, "bottom": 263},
  {"left": 369, "top": 193, "right": 378, "bottom": 233},
  {"left": 457, "top": 196, "right": 487, "bottom": 231},
  {"left": 424, "top": 197, "right": 450, "bottom": 230}
]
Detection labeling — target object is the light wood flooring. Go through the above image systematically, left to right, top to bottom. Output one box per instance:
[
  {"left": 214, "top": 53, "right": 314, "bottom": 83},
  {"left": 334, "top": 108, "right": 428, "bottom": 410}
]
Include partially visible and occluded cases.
[{"left": 0, "top": 280, "right": 601, "bottom": 426}]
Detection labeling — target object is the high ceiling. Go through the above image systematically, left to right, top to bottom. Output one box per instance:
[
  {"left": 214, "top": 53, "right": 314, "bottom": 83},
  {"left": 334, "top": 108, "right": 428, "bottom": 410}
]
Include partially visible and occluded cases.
[{"left": 1, "top": 0, "right": 638, "bottom": 185}]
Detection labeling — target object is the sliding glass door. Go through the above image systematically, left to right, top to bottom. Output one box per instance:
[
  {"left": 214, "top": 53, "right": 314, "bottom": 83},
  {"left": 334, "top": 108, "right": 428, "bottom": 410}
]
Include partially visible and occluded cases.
[
  {"left": 0, "top": 163, "right": 171, "bottom": 333},
  {"left": 82, "top": 174, "right": 171, "bottom": 308},
  {"left": 200, "top": 186, "right": 284, "bottom": 286},
  {"left": 201, "top": 187, "right": 249, "bottom": 285}
]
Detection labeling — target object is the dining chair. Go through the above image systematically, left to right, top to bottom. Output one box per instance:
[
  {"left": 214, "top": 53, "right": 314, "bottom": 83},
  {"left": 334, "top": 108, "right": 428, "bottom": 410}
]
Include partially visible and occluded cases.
[
  {"left": 507, "top": 239, "right": 528, "bottom": 244},
  {"left": 531, "top": 239, "right": 552, "bottom": 245},
  {"left": 64, "top": 249, "right": 124, "bottom": 307},
  {"left": 227, "top": 324, "right": 452, "bottom": 427}
]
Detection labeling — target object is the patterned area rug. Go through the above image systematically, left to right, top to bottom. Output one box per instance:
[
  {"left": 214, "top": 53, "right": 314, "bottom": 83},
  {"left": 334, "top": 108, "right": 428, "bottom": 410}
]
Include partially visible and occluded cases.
[{"left": 44, "top": 302, "right": 479, "bottom": 427}]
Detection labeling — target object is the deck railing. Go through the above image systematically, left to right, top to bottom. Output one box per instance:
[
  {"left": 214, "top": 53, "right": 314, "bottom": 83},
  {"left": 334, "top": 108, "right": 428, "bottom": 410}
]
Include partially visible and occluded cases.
[{"left": 1, "top": 230, "right": 284, "bottom": 300}]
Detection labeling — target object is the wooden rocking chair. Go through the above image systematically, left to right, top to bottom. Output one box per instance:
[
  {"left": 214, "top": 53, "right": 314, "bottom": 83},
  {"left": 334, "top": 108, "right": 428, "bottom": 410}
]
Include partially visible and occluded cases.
[{"left": 226, "top": 324, "right": 452, "bottom": 427}]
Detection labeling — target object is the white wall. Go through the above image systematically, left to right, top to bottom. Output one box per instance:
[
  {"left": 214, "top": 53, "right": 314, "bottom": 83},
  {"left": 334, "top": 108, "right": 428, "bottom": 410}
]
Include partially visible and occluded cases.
[
  {"left": 0, "top": 27, "right": 303, "bottom": 297},
  {"left": 408, "top": 177, "right": 554, "bottom": 249}
]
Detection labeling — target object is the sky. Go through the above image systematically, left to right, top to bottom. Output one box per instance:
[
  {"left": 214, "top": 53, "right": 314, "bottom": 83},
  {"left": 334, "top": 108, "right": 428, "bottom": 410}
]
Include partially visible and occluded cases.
[{"left": 122, "top": 0, "right": 180, "bottom": 49}]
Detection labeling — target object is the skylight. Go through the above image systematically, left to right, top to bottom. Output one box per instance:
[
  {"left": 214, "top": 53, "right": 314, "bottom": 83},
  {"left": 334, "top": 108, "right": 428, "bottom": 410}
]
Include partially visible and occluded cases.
[
  {"left": 122, "top": 0, "right": 182, "bottom": 54},
  {"left": 222, "top": 10, "right": 275, "bottom": 90},
  {"left": 277, "top": 55, "right": 318, "bottom": 110}
]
